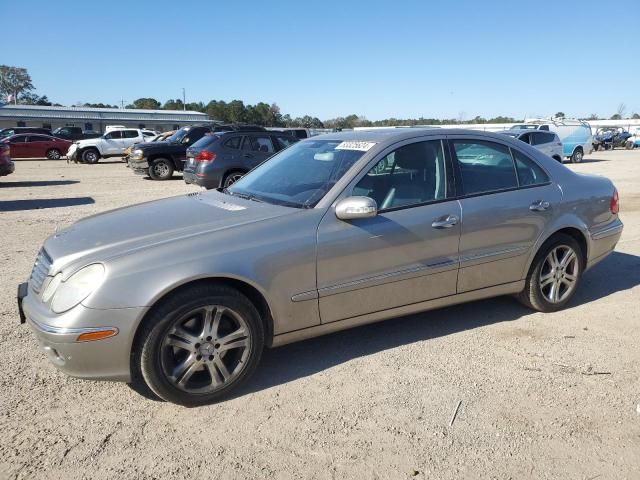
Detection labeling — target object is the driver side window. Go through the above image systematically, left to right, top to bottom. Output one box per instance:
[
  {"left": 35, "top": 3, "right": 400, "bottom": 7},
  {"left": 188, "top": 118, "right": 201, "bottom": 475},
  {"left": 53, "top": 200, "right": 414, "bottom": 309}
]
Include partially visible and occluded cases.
[{"left": 353, "top": 140, "right": 446, "bottom": 210}]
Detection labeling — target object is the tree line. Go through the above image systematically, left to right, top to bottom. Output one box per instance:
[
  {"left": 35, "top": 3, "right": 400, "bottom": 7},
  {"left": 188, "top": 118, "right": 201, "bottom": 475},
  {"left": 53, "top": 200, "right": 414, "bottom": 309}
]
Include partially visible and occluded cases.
[{"left": 1, "top": 65, "right": 639, "bottom": 127}]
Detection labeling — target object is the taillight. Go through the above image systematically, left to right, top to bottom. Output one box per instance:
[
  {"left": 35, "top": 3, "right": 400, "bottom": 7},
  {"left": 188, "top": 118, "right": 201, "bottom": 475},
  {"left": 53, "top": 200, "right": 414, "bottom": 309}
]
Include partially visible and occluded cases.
[
  {"left": 196, "top": 150, "right": 215, "bottom": 163},
  {"left": 610, "top": 188, "right": 619, "bottom": 214}
]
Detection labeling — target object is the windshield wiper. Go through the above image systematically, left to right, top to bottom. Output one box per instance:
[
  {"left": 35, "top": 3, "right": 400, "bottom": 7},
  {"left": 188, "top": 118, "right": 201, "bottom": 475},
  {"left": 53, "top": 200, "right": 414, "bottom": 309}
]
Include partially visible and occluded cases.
[{"left": 225, "top": 190, "right": 264, "bottom": 203}]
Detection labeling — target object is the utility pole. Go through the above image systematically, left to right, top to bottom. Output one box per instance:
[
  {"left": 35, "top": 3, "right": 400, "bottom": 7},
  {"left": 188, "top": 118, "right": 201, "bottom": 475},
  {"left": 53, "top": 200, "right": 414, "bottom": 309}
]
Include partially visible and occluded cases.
[{"left": 182, "top": 88, "right": 186, "bottom": 110}]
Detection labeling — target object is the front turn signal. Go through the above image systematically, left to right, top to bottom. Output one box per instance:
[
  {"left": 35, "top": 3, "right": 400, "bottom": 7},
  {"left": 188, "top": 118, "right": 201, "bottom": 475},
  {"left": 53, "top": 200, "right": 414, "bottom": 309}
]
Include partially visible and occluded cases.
[{"left": 76, "top": 328, "right": 118, "bottom": 342}]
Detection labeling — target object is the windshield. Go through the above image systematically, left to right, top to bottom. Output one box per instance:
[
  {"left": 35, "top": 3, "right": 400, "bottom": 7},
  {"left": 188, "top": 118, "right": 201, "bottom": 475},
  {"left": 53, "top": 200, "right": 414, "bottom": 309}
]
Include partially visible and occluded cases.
[
  {"left": 165, "top": 127, "right": 189, "bottom": 143},
  {"left": 0, "top": 130, "right": 15, "bottom": 138},
  {"left": 227, "top": 139, "right": 368, "bottom": 208}
]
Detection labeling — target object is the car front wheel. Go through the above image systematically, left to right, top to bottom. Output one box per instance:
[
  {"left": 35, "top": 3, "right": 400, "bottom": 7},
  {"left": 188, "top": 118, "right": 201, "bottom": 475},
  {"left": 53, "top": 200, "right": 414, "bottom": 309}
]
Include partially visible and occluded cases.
[
  {"left": 81, "top": 148, "right": 100, "bottom": 164},
  {"left": 148, "top": 158, "right": 174, "bottom": 180},
  {"left": 518, "top": 234, "right": 583, "bottom": 312},
  {"left": 136, "top": 284, "right": 264, "bottom": 406}
]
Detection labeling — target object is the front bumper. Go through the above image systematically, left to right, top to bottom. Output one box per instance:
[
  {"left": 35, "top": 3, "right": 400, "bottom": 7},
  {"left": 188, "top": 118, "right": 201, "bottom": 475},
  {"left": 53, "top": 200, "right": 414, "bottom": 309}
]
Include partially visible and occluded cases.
[
  {"left": 129, "top": 158, "right": 149, "bottom": 175},
  {"left": 0, "top": 160, "right": 15, "bottom": 176},
  {"left": 20, "top": 284, "right": 148, "bottom": 382}
]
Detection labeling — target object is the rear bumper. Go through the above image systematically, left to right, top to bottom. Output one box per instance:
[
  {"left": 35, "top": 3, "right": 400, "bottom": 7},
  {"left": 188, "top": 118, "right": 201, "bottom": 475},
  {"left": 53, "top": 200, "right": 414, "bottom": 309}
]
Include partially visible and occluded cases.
[
  {"left": 0, "top": 161, "right": 15, "bottom": 176},
  {"left": 183, "top": 171, "right": 220, "bottom": 189},
  {"left": 587, "top": 218, "right": 623, "bottom": 270}
]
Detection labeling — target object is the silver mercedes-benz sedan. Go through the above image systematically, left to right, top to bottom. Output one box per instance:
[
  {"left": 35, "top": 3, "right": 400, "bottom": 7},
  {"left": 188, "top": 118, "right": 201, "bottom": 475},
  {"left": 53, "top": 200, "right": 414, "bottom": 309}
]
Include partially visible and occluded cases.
[{"left": 19, "top": 128, "right": 623, "bottom": 406}]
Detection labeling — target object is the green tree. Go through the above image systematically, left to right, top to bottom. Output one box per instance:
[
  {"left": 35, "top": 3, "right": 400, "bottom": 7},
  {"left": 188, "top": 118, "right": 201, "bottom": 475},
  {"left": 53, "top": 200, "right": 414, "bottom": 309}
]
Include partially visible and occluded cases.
[
  {"left": 0, "top": 65, "right": 34, "bottom": 104},
  {"left": 20, "top": 93, "right": 52, "bottom": 106},
  {"left": 127, "top": 97, "right": 161, "bottom": 109},
  {"left": 163, "top": 98, "right": 184, "bottom": 110},
  {"left": 206, "top": 100, "right": 229, "bottom": 122},
  {"left": 226, "top": 100, "right": 246, "bottom": 123},
  {"left": 555, "top": 112, "right": 565, "bottom": 119},
  {"left": 587, "top": 113, "right": 599, "bottom": 120},
  {"left": 610, "top": 113, "right": 622, "bottom": 120},
  {"left": 632, "top": 113, "right": 640, "bottom": 119}
]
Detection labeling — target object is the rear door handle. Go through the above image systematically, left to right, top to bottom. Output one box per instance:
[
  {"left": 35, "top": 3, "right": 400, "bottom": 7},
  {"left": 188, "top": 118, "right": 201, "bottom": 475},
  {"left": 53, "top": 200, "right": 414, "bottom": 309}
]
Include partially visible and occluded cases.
[
  {"left": 243, "top": 153, "right": 253, "bottom": 158},
  {"left": 530, "top": 200, "right": 550, "bottom": 211},
  {"left": 432, "top": 214, "right": 459, "bottom": 229}
]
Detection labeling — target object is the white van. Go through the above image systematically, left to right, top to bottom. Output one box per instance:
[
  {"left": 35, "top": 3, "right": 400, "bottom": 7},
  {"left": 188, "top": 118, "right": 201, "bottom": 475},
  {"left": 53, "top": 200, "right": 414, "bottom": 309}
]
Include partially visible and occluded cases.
[{"left": 524, "top": 118, "right": 593, "bottom": 163}]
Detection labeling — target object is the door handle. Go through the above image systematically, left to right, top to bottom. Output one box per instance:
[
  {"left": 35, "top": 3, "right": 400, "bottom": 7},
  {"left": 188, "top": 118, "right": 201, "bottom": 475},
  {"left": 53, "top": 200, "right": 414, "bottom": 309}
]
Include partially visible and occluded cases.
[
  {"left": 243, "top": 153, "right": 253, "bottom": 158},
  {"left": 529, "top": 200, "right": 550, "bottom": 212},
  {"left": 431, "top": 214, "right": 459, "bottom": 229}
]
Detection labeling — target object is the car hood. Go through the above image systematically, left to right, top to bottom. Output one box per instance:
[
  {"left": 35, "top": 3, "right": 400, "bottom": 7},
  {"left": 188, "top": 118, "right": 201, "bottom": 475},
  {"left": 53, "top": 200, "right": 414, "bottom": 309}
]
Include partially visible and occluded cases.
[{"left": 43, "top": 191, "right": 297, "bottom": 274}]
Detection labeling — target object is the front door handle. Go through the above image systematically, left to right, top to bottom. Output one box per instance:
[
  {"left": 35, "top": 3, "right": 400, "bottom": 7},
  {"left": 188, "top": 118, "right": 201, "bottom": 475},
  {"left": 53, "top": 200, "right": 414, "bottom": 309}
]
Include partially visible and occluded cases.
[
  {"left": 243, "top": 153, "right": 254, "bottom": 158},
  {"left": 530, "top": 200, "right": 550, "bottom": 212},
  {"left": 432, "top": 214, "right": 459, "bottom": 229}
]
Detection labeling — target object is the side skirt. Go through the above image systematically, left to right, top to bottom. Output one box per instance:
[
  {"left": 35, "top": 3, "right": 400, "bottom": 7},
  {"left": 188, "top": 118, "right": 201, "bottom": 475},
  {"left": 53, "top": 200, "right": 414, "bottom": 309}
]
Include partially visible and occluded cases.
[{"left": 271, "top": 280, "right": 525, "bottom": 347}]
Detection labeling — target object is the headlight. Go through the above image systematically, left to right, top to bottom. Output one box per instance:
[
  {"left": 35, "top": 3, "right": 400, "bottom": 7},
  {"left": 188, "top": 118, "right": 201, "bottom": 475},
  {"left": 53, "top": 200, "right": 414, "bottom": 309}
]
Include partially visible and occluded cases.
[
  {"left": 131, "top": 149, "right": 143, "bottom": 160},
  {"left": 50, "top": 264, "right": 105, "bottom": 314}
]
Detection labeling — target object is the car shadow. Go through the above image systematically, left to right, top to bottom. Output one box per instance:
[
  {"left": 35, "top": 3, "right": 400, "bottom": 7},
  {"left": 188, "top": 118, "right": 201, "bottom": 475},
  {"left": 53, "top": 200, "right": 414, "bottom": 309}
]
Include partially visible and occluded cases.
[
  {"left": 579, "top": 157, "right": 608, "bottom": 163},
  {"left": 142, "top": 176, "right": 184, "bottom": 181},
  {"left": 0, "top": 180, "right": 79, "bottom": 187},
  {"left": 0, "top": 197, "right": 95, "bottom": 211},
  {"left": 235, "top": 251, "right": 640, "bottom": 398}
]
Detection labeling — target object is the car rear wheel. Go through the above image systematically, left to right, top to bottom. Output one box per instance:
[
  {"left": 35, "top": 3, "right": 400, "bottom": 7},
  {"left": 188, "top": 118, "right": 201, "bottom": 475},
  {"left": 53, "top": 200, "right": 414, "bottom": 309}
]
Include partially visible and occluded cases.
[
  {"left": 570, "top": 147, "right": 583, "bottom": 163},
  {"left": 46, "top": 148, "right": 61, "bottom": 160},
  {"left": 81, "top": 148, "right": 100, "bottom": 164},
  {"left": 148, "top": 158, "right": 174, "bottom": 180},
  {"left": 223, "top": 171, "right": 246, "bottom": 188},
  {"left": 518, "top": 233, "right": 583, "bottom": 312},
  {"left": 136, "top": 284, "right": 264, "bottom": 406}
]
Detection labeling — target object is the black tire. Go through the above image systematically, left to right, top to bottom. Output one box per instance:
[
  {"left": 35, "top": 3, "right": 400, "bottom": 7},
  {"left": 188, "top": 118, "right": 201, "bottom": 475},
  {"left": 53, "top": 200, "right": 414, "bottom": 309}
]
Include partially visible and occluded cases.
[
  {"left": 570, "top": 147, "right": 583, "bottom": 163},
  {"left": 46, "top": 148, "right": 61, "bottom": 160},
  {"left": 81, "top": 148, "right": 100, "bottom": 164},
  {"left": 552, "top": 156, "right": 562, "bottom": 163},
  {"left": 148, "top": 158, "right": 174, "bottom": 180},
  {"left": 223, "top": 170, "right": 246, "bottom": 188},
  {"left": 518, "top": 233, "right": 584, "bottom": 313},
  {"left": 134, "top": 284, "right": 264, "bottom": 406}
]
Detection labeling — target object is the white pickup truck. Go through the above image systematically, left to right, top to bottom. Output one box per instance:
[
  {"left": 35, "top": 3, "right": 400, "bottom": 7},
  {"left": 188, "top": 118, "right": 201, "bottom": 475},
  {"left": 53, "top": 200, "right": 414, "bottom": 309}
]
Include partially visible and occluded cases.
[{"left": 67, "top": 128, "right": 144, "bottom": 163}]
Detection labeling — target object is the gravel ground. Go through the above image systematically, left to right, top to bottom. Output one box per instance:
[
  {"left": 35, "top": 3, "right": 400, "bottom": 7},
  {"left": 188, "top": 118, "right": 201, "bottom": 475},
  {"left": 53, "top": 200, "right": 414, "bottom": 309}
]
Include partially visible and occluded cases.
[{"left": 1, "top": 153, "right": 639, "bottom": 480}]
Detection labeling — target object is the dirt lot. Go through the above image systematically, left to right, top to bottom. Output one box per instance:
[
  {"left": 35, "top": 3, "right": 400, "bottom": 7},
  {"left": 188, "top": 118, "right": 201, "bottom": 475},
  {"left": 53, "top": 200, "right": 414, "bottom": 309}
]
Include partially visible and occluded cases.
[{"left": 1, "top": 152, "right": 639, "bottom": 480}]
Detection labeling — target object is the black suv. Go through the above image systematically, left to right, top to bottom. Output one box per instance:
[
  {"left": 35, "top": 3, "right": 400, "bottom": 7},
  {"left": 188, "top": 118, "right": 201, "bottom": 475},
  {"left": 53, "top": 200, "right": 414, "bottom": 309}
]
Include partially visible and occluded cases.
[
  {"left": 129, "top": 125, "right": 216, "bottom": 180},
  {"left": 183, "top": 129, "right": 299, "bottom": 189}
]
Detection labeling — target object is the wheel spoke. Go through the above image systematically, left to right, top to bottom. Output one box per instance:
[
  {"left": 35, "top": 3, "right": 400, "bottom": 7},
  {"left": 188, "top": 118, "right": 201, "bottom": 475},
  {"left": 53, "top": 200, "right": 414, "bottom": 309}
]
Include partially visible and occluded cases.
[
  {"left": 550, "top": 249, "right": 561, "bottom": 269},
  {"left": 560, "top": 250, "right": 576, "bottom": 269},
  {"left": 540, "top": 271, "right": 555, "bottom": 287},
  {"left": 564, "top": 272, "right": 577, "bottom": 282},
  {"left": 202, "top": 306, "right": 224, "bottom": 339},
  {"left": 165, "top": 326, "right": 199, "bottom": 351},
  {"left": 218, "top": 328, "right": 248, "bottom": 352},
  {"left": 173, "top": 354, "right": 200, "bottom": 386},
  {"left": 214, "top": 357, "right": 231, "bottom": 381},
  {"left": 205, "top": 362, "right": 224, "bottom": 386}
]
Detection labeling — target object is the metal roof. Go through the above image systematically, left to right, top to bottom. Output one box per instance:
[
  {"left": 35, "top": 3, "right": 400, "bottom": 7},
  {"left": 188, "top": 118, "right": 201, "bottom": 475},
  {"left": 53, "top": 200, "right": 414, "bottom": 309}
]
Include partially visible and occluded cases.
[{"left": 0, "top": 104, "right": 214, "bottom": 123}]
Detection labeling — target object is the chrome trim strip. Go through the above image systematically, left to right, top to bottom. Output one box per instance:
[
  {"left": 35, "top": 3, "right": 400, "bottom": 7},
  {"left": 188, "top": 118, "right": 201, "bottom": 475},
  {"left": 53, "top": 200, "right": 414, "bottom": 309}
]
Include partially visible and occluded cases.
[
  {"left": 590, "top": 221, "right": 624, "bottom": 240},
  {"left": 460, "top": 245, "right": 528, "bottom": 264},
  {"left": 318, "top": 259, "right": 458, "bottom": 298},
  {"left": 291, "top": 291, "right": 319, "bottom": 302},
  {"left": 28, "top": 317, "right": 118, "bottom": 337}
]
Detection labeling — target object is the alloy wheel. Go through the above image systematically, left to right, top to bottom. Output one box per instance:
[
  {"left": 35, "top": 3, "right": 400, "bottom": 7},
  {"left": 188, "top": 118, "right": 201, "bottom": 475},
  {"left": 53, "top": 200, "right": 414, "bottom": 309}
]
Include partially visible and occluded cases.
[
  {"left": 153, "top": 162, "right": 170, "bottom": 178},
  {"left": 224, "top": 173, "right": 244, "bottom": 187},
  {"left": 539, "top": 245, "right": 579, "bottom": 304},
  {"left": 160, "top": 305, "right": 251, "bottom": 393}
]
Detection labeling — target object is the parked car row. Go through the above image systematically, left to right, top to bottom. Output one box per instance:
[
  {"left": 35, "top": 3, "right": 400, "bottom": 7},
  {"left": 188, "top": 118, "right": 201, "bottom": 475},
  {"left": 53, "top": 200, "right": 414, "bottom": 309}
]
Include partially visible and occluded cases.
[
  {"left": 510, "top": 119, "right": 593, "bottom": 163},
  {"left": 127, "top": 124, "right": 300, "bottom": 184},
  {"left": 0, "top": 134, "right": 72, "bottom": 159}
]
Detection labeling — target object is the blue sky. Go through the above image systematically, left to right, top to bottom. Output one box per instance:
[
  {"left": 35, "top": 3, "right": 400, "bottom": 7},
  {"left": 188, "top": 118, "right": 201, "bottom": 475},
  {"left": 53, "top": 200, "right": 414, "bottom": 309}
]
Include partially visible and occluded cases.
[{"left": 4, "top": 0, "right": 639, "bottom": 120}]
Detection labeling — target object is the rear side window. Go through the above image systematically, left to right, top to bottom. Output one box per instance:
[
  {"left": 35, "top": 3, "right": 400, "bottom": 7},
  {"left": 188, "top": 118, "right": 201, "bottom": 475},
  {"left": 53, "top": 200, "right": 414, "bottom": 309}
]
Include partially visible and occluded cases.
[
  {"left": 122, "top": 130, "right": 140, "bottom": 138},
  {"left": 532, "top": 132, "right": 555, "bottom": 145},
  {"left": 11, "top": 135, "right": 27, "bottom": 143},
  {"left": 28, "top": 135, "right": 49, "bottom": 142},
  {"left": 223, "top": 136, "right": 242, "bottom": 149},
  {"left": 250, "top": 136, "right": 275, "bottom": 153},
  {"left": 274, "top": 136, "right": 296, "bottom": 149},
  {"left": 453, "top": 140, "right": 517, "bottom": 195},
  {"left": 512, "top": 150, "right": 549, "bottom": 187}
]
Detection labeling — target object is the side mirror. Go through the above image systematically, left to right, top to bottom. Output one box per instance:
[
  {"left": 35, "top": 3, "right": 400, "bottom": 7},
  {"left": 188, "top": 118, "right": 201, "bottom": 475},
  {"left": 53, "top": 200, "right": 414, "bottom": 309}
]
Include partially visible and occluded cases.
[{"left": 335, "top": 196, "right": 378, "bottom": 221}]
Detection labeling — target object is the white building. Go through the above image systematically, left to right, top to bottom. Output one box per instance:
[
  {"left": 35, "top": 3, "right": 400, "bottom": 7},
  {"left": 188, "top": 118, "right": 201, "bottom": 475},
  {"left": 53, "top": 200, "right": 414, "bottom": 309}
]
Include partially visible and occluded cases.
[{"left": 0, "top": 104, "right": 215, "bottom": 133}]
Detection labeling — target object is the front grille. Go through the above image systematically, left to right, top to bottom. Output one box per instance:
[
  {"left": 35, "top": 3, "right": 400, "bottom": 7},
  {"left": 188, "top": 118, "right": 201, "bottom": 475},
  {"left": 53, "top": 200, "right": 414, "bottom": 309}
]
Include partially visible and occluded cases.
[{"left": 30, "top": 249, "right": 52, "bottom": 294}]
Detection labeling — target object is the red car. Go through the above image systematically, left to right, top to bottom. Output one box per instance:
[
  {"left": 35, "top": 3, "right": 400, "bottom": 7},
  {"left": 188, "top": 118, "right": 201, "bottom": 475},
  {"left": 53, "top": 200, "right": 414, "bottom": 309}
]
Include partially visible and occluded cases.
[{"left": 1, "top": 134, "right": 72, "bottom": 159}]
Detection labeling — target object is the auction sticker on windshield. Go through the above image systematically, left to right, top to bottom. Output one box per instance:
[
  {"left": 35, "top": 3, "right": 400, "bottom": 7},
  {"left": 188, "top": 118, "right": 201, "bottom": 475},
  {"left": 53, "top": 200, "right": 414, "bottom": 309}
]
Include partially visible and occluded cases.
[{"left": 335, "top": 141, "right": 377, "bottom": 151}]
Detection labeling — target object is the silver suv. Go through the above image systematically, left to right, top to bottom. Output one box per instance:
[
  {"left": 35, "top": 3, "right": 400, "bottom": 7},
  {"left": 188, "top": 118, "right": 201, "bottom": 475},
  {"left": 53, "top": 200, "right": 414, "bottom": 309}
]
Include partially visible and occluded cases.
[{"left": 500, "top": 130, "right": 564, "bottom": 162}]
